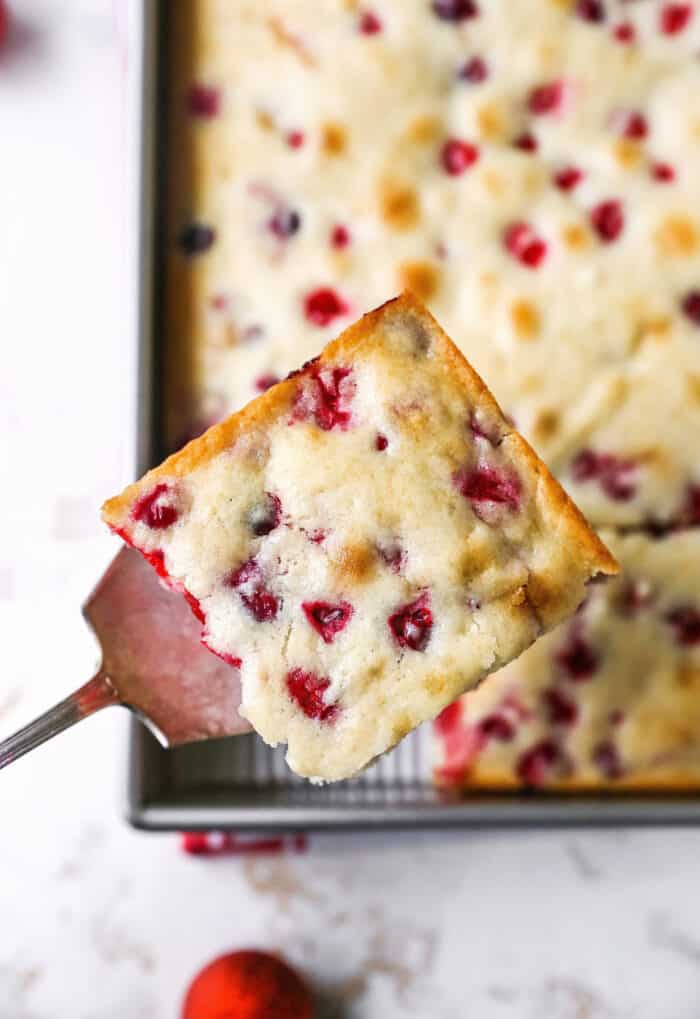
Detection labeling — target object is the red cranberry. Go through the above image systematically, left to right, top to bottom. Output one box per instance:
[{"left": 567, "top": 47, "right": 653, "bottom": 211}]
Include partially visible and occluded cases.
[
  {"left": 432, "top": 0, "right": 479, "bottom": 21},
  {"left": 576, "top": 0, "right": 606, "bottom": 22},
  {"left": 660, "top": 4, "right": 693, "bottom": 34},
  {"left": 359, "top": 10, "right": 382, "bottom": 33},
  {"left": 613, "top": 21, "right": 635, "bottom": 42},
  {"left": 458, "top": 56, "right": 488, "bottom": 83},
  {"left": 528, "top": 79, "right": 565, "bottom": 115},
  {"left": 186, "top": 84, "right": 220, "bottom": 118},
  {"left": 611, "top": 109, "right": 648, "bottom": 140},
  {"left": 287, "top": 130, "right": 305, "bottom": 148},
  {"left": 513, "top": 132, "right": 538, "bottom": 153},
  {"left": 441, "top": 138, "right": 479, "bottom": 175},
  {"left": 651, "top": 162, "right": 675, "bottom": 182},
  {"left": 553, "top": 165, "right": 583, "bottom": 191},
  {"left": 590, "top": 200, "right": 624, "bottom": 242},
  {"left": 268, "top": 207, "right": 301, "bottom": 239},
  {"left": 503, "top": 221, "right": 548, "bottom": 268},
  {"left": 178, "top": 222, "right": 216, "bottom": 255},
  {"left": 331, "top": 224, "right": 350, "bottom": 248},
  {"left": 303, "top": 287, "right": 349, "bottom": 327},
  {"left": 681, "top": 290, "right": 700, "bottom": 325},
  {"left": 210, "top": 293, "right": 229, "bottom": 311},
  {"left": 293, "top": 364, "right": 355, "bottom": 431},
  {"left": 255, "top": 373, "right": 280, "bottom": 392},
  {"left": 375, "top": 433, "right": 389, "bottom": 451},
  {"left": 571, "top": 449, "right": 637, "bottom": 501},
  {"left": 454, "top": 463, "right": 522, "bottom": 510},
  {"left": 131, "top": 483, "right": 179, "bottom": 529},
  {"left": 680, "top": 484, "right": 700, "bottom": 524},
  {"left": 248, "top": 493, "right": 282, "bottom": 536},
  {"left": 378, "top": 541, "right": 405, "bottom": 573},
  {"left": 143, "top": 547, "right": 169, "bottom": 579},
  {"left": 226, "top": 559, "right": 280, "bottom": 622},
  {"left": 616, "top": 578, "right": 654, "bottom": 617},
  {"left": 183, "top": 589, "right": 206, "bottom": 624},
  {"left": 388, "top": 592, "right": 433, "bottom": 652},
  {"left": 302, "top": 600, "right": 353, "bottom": 643},
  {"left": 665, "top": 605, "right": 700, "bottom": 645},
  {"left": 556, "top": 632, "right": 599, "bottom": 681},
  {"left": 202, "top": 641, "right": 242, "bottom": 669},
  {"left": 286, "top": 668, "right": 338, "bottom": 721},
  {"left": 543, "top": 687, "right": 579, "bottom": 726},
  {"left": 434, "top": 701, "right": 487, "bottom": 785},
  {"left": 435, "top": 701, "right": 462, "bottom": 736},
  {"left": 479, "top": 714, "right": 515, "bottom": 741},
  {"left": 516, "top": 740, "right": 563, "bottom": 786},
  {"left": 593, "top": 740, "right": 623, "bottom": 779},
  {"left": 182, "top": 950, "right": 313, "bottom": 1019}
]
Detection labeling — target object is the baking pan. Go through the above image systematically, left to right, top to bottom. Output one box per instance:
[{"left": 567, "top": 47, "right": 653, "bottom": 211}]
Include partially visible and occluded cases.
[{"left": 126, "top": 0, "right": 700, "bottom": 830}]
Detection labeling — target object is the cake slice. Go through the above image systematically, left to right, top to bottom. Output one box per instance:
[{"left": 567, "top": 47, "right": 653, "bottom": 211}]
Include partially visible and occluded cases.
[
  {"left": 103, "top": 294, "right": 616, "bottom": 781},
  {"left": 435, "top": 530, "right": 700, "bottom": 791}
]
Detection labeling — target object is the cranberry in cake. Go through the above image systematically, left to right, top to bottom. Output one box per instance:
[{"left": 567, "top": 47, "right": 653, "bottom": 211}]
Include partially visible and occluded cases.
[
  {"left": 103, "top": 295, "right": 616, "bottom": 781},
  {"left": 435, "top": 530, "right": 700, "bottom": 790}
]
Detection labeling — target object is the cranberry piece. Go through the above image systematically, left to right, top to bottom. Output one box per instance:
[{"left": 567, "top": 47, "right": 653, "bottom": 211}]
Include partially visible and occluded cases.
[
  {"left": 432, "top": 0, "right": 479, "bottom": 21},
  {"left": 576, "top": 0, "right": 605, "bottom": 23},
  {"left": 660, "top": 3, "right": 693, "bottom": 34},
  {"left": 359, "top": 10, "right": 382, "bottom": 33},
  {"left": 613, "top": 21, "right": 635, "bottom": 43},
  {"left": 458, "top": 56, "right": 488, "bottom": 83},
  {"left": 528, "top": 79, "right": 565, "bottom": 115},
  {"left": 186, "top": 84, "right": 221, "bottom": 118},
  {"left": 611, "top": 109, "right": 648, "bottom": 140},
  {"left": 287, "top": 129, "right": 305, "bottom": 148},
  {"left": 513, "top": 131, "right": 538, "bottom": 153},
  {"left": 441, "top": 138, "right": 479, "bottom": 175},
  {"left": 651, "top": 162, "right": 676, "bottom": 182},
  {"left": 553, "top": 165, "right": 583, "bottom": 191},
  {"left": 590, "top": 199, "right": 624, "bottom": 243},
  {"left": 268, "top": 207, "right": 301, "bottom": 239},
  {"left": 503, "top": 221, "right": 548, "bottom": 268},
  {"left": 178, "top": 222, "right": 216, "bottom": 255},
  {"left": 331, "top": 224, "right": 351, "bottom": 248},
  {"left": 303, "top": 287, "right": 349, "bottom": 327},
  {"left": 681, "top": 290, "right": 700, "bottom": 325},
  {"left": 210, "top": 293, "right": 229, "bottom": 311},
  {"left": 292, "top": 364, "right": 355, "bottom": 430},
  {"left": 255, "top": 373, "right": 280, "bottom": 392},
  {"left": 375, "top": 433, "right": 389, "bottom": 451},
  {"left": 570, "top": 449, "right": 637, "bottom": 501},
  {"left": 454, "top": 463, "right": 522, "bottom": 510},
  {"left": 131, "top": 483, "right": 179, "bottom": 529},
  {"left": 680, "top": 484, "right": 700, "bottom": 525},
  {"left": 248, "top": 492, "right": 282, "bottom": 537},
  {"left": 378, "top": 541, "right": 405, "bottom": 573},
  {"left": 143, "top": 548, "right": 169, "bottom": 579},
  {"left": 226, "top": 559, "right": 280, "bottom": 622},
  {"left": 616, "top": 578, "right": 654, "bottom": 617},
  {"left": 183, "top": 589, "right": 206, "bottom": 624},
  {"left": 388, "top": 592, "right": 433, "bottom": 652},
  {"left": 302, "top": 600, "right": 354, "bottom": 643},
  {"left": 665, "top": 605, "right": 700, "bottom": 645},
  {"left": 556, "top": 632, "right": 599, "bottom": 681},
  {"left": 202, "top": 642, "right": 242, "bottom": 669},
  {"left": 286, "top": 668, "right": 338, "bottom": 721},
  {"left": 543, "top": 687, "right": 579, "bottom": 726},
  {"left": 434, "top": 701, "right": 487, "bottom": 785},
  {"left": 435, "top": 701, "right": 462, "bottom": 736},
  {"left": 479, "top": 714, "right": 515, "bottom": 741},
  {"left": 516, "top": 740, "right": 563, "bottom": 786},
  {"left": 593, "top": 740, "right": 623, "bottom": 779},
  {"left": 182, "top": 950, "right": 313, "bottom": 1019}
]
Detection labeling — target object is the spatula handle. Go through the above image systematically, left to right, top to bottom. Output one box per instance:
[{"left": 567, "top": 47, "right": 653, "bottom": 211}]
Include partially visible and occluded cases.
[{"left": 0, "top": 671, "right": 120, "bottom": 771}]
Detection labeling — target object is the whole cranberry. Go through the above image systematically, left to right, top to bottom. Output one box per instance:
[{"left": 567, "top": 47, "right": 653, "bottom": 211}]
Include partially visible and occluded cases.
[{"left": 182, "top": 949, "right": 313, "bottom": 1019}]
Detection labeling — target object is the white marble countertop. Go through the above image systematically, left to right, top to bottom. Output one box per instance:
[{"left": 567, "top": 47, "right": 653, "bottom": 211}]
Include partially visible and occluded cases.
[{"left": 3, "top": 3, "right": 700, "bottom": 1017}]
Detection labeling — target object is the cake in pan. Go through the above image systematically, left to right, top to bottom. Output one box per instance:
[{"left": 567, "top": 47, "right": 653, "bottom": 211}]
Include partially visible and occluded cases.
[{"left": 163, "top": 0, "right": 700, "bottom": 788}]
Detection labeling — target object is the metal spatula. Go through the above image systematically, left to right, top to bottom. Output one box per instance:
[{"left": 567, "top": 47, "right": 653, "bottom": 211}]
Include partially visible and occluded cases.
[{"left": 0, "top": 547, "right": 251, "bottom": 770}]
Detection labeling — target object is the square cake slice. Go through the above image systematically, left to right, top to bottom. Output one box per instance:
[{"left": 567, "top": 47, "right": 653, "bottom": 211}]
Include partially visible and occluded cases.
[
  {"left": 103, "top": 294, "right": 616, "bottom": 781},
  {"left": 434, "top": 530, "right": 700, "bottom": 791}
]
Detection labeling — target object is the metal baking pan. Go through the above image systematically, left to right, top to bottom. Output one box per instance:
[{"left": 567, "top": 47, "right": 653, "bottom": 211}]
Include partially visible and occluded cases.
[{"left": 127, "top": 1, "right": 700, "bottom": 830}]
